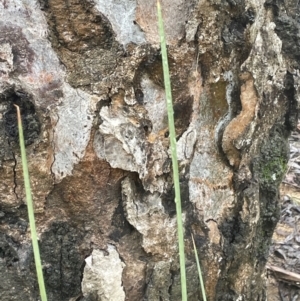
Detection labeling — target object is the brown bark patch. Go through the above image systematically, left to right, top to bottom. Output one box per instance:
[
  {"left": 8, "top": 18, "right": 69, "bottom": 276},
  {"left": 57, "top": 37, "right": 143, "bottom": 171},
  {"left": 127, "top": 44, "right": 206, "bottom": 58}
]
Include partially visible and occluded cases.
[{"left": 222, "top": 71, "right": 258, "bottom": 169}]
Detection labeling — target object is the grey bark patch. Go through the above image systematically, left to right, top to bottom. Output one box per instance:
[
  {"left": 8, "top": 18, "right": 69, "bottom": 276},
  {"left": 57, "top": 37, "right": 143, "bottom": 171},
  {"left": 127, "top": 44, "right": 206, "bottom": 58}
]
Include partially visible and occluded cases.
[
  {"left": 94, "top": 0, "right": 146, "bottom": 46},
  {"left": 266, "top": 0, "right": 300, "bottom": 65},
  {"left": 221, "top": 7, "right": 256, "bottom": 57},
  {"left": 0, "top": 24, "right": 34, "bottom": 74},
  {"left": 0, "top": 43, "right": 13, "bottom": 75},
  {"left": 142, "top": 75, "right": 166, "bottom": 133},
  {"left": 51, "top": 86, "right": 96, "bottom": 181},
  {"left": 95, "top": 90, "right": 170, "bottom": 193},
  {"left": 121, "top": 176, "right": 178, "bottom": 256},
  {"left": 0, "top": 203, "right": 28, "bottom": 234},
  {"left": 0, "top": 233, "right": 20, "bottom": 268},
  {"left": 0, "top": 234, "right": 35, "bottom": 301},
  {"left": 82, "top": 246, "right": 125, "bottom": 301},
  {"left": 145, "top": 260, "right": 172, "bottom": 300}
]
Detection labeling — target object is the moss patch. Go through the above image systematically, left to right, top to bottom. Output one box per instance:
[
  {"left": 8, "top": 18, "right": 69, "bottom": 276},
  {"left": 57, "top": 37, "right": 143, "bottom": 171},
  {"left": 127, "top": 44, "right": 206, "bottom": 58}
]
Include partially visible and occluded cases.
[
  {"left": 254, "top": 124, "right": 289, "bottom": 190},
  {"left": 260, "top": 156, "right": 287, "bottom": 187}
]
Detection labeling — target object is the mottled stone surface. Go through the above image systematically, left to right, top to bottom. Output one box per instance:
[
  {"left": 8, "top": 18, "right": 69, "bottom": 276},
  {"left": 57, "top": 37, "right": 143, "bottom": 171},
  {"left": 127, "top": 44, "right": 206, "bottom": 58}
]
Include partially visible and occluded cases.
[{"left": 0, "top": 0, "right": 299, "bottom": 300}]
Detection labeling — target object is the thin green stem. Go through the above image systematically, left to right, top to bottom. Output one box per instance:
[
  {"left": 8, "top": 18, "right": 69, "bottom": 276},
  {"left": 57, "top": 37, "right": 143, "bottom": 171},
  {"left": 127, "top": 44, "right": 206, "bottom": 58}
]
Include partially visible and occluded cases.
[
  {"left": 156, "top": 1, "right": 187, "bottom": 300},
  {"left": 14, "top": 105, "right": 48, "bottom": 301},
  {"left": 192, "top": 234, "right": 207, "bottom": 301}
]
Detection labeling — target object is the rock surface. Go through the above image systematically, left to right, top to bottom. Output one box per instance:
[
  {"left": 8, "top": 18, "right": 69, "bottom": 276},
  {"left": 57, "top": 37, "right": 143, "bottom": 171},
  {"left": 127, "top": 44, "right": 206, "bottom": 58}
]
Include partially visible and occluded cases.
[{"left": 0, "top": 0, "right": 299, "bottom": 300}]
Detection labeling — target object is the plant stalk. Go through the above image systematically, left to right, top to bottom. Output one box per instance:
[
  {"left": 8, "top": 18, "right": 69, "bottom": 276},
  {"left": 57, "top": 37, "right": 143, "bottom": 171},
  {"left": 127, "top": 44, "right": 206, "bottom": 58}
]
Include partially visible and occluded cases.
[
  {"left": 156, "top": 2, "right": 187, "bottom": 300},
  {"left": 14, "top": 105, "right": 48, "bottom": 301},
  {"left": 192, "top": 234, "right": 207, "bottom": 301}
]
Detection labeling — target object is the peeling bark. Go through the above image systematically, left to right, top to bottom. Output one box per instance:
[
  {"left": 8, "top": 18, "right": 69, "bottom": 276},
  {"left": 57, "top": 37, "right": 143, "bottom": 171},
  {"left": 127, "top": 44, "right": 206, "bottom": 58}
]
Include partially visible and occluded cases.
[{"left": 0, "top": 0, "right": 299, "bottom": 300}]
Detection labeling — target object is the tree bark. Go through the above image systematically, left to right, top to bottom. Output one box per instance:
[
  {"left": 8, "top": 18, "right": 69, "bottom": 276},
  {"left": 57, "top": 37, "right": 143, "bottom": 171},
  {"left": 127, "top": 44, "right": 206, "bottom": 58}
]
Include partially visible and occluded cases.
[{"left": 0, "top": 0, "right": 299, "bottom": 300}]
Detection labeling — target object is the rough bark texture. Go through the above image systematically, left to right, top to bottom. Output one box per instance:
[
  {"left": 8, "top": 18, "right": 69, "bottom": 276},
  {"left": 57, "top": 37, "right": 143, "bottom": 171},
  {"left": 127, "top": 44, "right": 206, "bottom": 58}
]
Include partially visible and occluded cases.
[{"left": 0, "top": 0, "right": 299, "bottom": 300}]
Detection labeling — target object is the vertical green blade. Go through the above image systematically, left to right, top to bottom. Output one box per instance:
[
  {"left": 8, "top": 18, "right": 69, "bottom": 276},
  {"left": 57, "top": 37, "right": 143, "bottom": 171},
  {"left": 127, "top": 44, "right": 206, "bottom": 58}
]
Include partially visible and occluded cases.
[
  {"left": 156, "top": 2, "right": 187, "bottom": 300},
  {"left": 15, "top": 105, "right": 48, "bottom": 301},
  {"left": 192, "top": 234, "right": 207, "bottom": 301}
]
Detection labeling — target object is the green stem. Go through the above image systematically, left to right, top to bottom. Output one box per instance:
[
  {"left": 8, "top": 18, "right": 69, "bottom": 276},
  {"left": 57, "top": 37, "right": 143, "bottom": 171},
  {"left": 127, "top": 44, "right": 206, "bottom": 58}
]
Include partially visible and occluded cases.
[
  {"left": 156, "top": 2, "right": 187, "bottom": 300},
  {"left": 14, "top": 105, "right": 48, "bottom": 301},
  {"left": 192, "top": 234, "right": 207, "bottom": 301}
]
